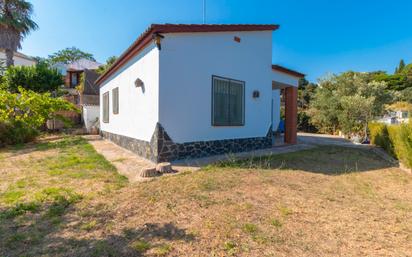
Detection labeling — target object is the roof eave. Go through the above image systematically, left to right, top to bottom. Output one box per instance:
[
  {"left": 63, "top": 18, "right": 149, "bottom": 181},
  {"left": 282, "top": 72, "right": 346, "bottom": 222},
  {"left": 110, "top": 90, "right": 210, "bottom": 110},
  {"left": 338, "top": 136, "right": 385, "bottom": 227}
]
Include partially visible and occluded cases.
[
  {"left": 96, "top": 24, "right": 280, "bottom": 86},
  {"left": 272, "top": 65, "right": 305, "bottom": 78}
]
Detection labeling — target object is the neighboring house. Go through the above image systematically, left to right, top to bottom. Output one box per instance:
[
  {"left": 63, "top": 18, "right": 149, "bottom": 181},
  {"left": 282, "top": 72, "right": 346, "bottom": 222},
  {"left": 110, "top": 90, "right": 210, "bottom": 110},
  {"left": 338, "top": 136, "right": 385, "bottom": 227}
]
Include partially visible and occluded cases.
[
  {"left": 96, "top": 24, "right": 304, "bottom": 163},
  {"left": 0, "top": 49, "right": 36, "bottom": 66},
  {"left": 52, "top": 59, "right": 102, "bottom": 129},
  {"left": 80, "top": 69, "right": 101, "bottom": 132},
  {"left": 378, "top": 110, "right": 409, "bottom": 125}
]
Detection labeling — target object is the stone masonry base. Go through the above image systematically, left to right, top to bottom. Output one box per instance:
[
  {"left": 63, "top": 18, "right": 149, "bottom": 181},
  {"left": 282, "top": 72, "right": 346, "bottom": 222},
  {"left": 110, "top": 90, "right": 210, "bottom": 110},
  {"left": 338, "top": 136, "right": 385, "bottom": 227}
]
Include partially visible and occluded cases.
[{"left": 101, "top": 123, "right": 273, "bottom": 163}]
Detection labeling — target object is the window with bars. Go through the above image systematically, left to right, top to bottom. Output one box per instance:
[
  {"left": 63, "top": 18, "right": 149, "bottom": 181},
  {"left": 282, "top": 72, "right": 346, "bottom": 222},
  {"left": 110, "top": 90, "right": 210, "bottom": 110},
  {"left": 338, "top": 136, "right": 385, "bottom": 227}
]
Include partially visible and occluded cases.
[
  {"left": 212, "top": 76, "right": 245, "bottom": 126},
  {"left": 112, "top": 87, "right": 119, "bottom": 114},
  {"left": 103, "top": 92, "right": 109, "bottom": 123}
]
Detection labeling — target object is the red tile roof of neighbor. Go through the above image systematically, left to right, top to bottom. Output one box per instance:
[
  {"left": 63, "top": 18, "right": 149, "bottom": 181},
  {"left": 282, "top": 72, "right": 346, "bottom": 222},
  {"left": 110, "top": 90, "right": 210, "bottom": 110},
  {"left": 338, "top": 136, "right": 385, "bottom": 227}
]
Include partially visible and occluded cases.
[
  {"left": 95, "top": 24, "right": 280, "bottom": 86},
  {"left": 272, "top": 65, "right": 305, "bottom": 78}
]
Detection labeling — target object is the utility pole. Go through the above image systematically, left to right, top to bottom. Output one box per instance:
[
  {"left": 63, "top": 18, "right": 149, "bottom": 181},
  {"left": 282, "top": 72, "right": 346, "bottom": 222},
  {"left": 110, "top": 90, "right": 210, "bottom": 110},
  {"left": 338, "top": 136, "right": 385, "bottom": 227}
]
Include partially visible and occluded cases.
[{"left": 203, "top": 0, "right": 206, "bottom": 24}]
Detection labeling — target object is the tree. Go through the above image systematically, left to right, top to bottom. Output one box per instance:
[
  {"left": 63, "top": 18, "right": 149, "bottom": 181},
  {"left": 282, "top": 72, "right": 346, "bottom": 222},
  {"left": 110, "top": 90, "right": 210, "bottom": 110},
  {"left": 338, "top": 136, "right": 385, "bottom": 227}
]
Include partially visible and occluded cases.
[
  {"left": 0, "top": 0, "right": 38, "bottom": 67},
  {"left": 48, "top": 47, "right": 96, "bottom": 64},
  {"left": 96, "top": 56, "right": 117, "bottom": 74},
  {"left": 396, "top": 59, "right": 406, "bottom": 74},
  {"left": 1, "top": 62, "right": 63, "bottom": 93},
  {"left": 309, "top": 72, "right": 392, "bottom": 137},
  {"left": 307, "top": 76, "right": 341, "bottom": 134},
  {"left": 298, "top": 78, "right": 317, "bottom": 109},
  {"left": 0, "top": 87, "right": 77, "bottom": 145}
]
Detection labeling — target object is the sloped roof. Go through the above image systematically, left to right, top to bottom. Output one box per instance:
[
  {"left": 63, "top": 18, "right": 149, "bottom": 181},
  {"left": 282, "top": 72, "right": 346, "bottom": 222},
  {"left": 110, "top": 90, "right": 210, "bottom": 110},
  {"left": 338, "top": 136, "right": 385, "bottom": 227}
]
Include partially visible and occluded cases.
[
  {"left": 96, "top": 24, "right": 279, "bottom": 86},
  {"left": 0, "top": 49, "right": 36, "bottom": 62},
  {"left": 66, "top": 58, "right": 102, "bottom": 71},
  {"left": 272, "top": 65, "right": 305, "bottom": 78}
]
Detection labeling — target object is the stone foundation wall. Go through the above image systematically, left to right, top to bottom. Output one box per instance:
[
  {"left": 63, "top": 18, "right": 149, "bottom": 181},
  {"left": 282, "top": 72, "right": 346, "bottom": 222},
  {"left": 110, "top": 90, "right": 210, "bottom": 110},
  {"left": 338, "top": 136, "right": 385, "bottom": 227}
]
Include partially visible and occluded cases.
[
  {"left": 102, "top": 123, "right": 273, "bottom": 163},
  {"left": 154, "top": 123, "right": 273, "bottom": 162},
  {"left": 100, "top": 131, "right": 157, "bottom": 162}
]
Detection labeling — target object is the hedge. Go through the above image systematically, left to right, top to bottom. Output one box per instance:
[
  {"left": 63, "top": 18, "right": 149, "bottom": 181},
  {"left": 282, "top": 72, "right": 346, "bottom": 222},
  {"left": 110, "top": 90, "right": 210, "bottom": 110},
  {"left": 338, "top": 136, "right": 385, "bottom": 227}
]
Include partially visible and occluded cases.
[{"left": 369, "top": 122, "right": 412, "bottom": 168}]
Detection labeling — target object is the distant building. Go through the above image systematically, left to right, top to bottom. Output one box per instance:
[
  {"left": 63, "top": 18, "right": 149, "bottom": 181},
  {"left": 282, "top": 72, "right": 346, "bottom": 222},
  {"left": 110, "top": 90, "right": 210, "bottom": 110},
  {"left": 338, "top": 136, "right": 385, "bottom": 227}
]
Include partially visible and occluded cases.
[
  {"left": 0, "top": 49, "right": 37, "bottom": 67},
  {"left": 51, "top": 59, "right": 102, "bottom": 131},
  {"left": 378, "top": 110, "right": 409, "bottom": 125}
]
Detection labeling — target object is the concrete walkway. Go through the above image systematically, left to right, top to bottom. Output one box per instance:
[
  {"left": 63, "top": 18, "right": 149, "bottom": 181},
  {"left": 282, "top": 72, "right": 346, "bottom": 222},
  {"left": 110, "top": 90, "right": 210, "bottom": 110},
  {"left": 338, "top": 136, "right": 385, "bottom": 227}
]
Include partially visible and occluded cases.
[
  {"left": 298, "top": 132, "right": 368, "bottom": 147},
  {"left": 86, "top": 133, "right": 383, "bottom": 182},
  {"left": 85, "top": 135, "right": 155, "bottom": 182}
]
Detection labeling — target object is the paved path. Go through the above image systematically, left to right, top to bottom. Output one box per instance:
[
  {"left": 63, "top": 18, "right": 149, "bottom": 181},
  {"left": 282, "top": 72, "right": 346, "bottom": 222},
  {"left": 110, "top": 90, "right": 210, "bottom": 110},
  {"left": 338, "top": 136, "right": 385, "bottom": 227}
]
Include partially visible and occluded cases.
[
  {"left": 298, "top": 132, "right": 368, "bottom": 147},
  {"left": 86, "top": 133, "right": 386, "bottom": 181},
  {"left": 84, "top": 135, "right": 155, "bottom": 182}
]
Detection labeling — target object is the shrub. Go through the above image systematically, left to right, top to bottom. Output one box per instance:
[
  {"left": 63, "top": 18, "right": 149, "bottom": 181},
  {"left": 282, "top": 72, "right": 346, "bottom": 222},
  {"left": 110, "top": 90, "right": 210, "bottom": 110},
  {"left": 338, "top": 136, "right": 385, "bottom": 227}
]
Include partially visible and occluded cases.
[
  {"left": 1, "top": 62, "right": 63, "bottom": 93},
  {"left": 0, "top": 87, "right": 77, "bottom": 146},
  {"left": 0, "top": 121, "right": 38, "bottom": 146},
  {"left": 368, "top": 122, "right": 412, "bottom": 168},
  {"left": 368, "top": 122, "right": 394, "bottom": 156},
  {"left": 390, "top": 124, "right": 412, "bottom": 168}
]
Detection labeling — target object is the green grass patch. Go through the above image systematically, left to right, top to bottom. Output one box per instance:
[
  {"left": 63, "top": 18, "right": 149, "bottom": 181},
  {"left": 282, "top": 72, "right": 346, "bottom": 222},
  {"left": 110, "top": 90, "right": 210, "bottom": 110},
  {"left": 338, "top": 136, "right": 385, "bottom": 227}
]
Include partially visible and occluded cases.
[
  {"left": 35, "top": 136, "right": 83, "bottom": 151},
  {"left": 34, "top": 137, "right": 127, "bottom": 187},
  {"left": 35, "top": 187, "right": 82, "bottom": 217},
  {"left": 1, "top": 190, "right": 25, "bottom": 204},
  {"left": 0, "top": 202, "right": 40, "bottom": 219},
  {"left": 278, "top": 205, "right": 293, "bottom": 217},
  {"left": 270, "top": 218, "right": 283, "bottom": 228},
  {"left": 80, "top": 220, "right": 97, "bottom": 231},
  {"left": 242, "top": 223, "right": 258, "bottom": 234},
  {"left": 130, "top": 240, "right": 151, "bottom": 252},
  {"left": 223, "top": 240, "right": 238, "bottom": 255},
  {"left": 153, "top": 244, "right": 173, "bottom": 256}
]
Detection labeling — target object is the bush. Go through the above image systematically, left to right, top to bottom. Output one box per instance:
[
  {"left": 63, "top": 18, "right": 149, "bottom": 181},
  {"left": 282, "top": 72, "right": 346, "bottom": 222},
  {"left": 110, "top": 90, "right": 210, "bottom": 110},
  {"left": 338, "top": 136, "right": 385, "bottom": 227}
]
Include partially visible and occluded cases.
[
  {"left": 1, "top": 62, "right": 63, "bottom": 93},
  {"left": 0, "top": 88, "right": 77, "bottom": 146},
  {"left": 0, "top": 121, "right": 38, "bottom": 146},
  {"left": 368, "top": 122, "right": 412, "bottom": 168},
  {"left": 368, "top": 122, "right": 394, "bottom": 156}
]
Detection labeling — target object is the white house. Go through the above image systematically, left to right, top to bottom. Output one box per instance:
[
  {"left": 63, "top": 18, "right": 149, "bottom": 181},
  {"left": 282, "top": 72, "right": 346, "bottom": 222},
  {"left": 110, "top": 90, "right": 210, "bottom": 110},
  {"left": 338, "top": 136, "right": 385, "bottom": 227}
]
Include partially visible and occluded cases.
[
  {"left": 96, "top": 24, "right": 304, "bottom": 163},
  {"left": 0, "top": 49, "right": 36, "bottom": 67}
]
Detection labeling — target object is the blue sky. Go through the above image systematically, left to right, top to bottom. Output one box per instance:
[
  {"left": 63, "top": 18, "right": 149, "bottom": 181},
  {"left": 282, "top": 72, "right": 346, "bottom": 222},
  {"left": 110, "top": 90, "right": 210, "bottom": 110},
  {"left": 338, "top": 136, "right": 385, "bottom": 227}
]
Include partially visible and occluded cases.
[{"left": 23, "top": 0, "right": 412, "bottom": 82}]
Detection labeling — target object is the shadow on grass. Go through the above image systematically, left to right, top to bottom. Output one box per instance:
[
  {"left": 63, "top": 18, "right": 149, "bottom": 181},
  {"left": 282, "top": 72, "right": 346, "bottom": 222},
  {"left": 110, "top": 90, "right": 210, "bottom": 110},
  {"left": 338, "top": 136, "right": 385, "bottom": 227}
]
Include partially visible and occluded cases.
[
  {"left": 213, "top": 145, "right": 395, "bottom": 175},
  {"left": 0, "top": 198, "right": 195, "bottom": 256},
  {"left": 55, "top": 223, "right": 195, "bottom": 257}
]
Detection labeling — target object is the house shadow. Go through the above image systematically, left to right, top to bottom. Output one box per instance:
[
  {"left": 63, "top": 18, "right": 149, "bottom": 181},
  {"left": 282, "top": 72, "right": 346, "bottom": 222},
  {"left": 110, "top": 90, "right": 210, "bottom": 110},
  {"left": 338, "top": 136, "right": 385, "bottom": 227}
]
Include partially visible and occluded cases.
[{"left": 214, "top": 145, "right": 396, "bottom": 175}]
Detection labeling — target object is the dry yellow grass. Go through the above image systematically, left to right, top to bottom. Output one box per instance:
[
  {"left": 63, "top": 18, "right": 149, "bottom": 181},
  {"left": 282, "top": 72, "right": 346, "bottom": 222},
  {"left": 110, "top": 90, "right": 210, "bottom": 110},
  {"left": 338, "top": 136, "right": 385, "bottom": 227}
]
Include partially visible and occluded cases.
[{"left": 0, "top": 136, "right": 411, "bottom": 256}]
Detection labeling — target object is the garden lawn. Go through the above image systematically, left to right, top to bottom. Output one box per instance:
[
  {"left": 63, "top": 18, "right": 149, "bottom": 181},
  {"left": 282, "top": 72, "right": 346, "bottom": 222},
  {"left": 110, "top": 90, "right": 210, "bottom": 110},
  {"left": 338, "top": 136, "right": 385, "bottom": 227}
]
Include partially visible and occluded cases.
[{"left": 0, "top": 136, "right": 411, "bottom": 257}]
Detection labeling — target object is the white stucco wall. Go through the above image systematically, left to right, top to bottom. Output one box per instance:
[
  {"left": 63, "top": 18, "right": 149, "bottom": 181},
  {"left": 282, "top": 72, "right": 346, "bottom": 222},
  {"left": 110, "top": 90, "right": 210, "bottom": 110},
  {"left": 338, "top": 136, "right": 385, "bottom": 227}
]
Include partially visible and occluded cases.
[
  {"left": 158, "top": 31, "right": 274, "bottom": 143},
  {"left": 99, "top": 45, "right": 159, "bottom": 141},
  {"left": 0, "top": 52, "right": 36, "bottom": 66},
  {"left": 271, "top": 70, "right": 300, "bottom": 87},
  {"left": 272, "top": 89, "right": 281, "bottom": 131},
  {"left": 82, "top": 105, "right": 100, "bottom": 132}
]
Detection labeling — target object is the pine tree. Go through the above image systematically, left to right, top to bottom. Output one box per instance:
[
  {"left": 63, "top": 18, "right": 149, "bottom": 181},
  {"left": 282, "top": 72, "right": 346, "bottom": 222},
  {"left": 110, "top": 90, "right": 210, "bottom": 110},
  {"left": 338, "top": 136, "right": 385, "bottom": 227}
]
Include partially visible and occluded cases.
[{"left": 396, "top": 59, "right": 406, "bottom": 74}]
